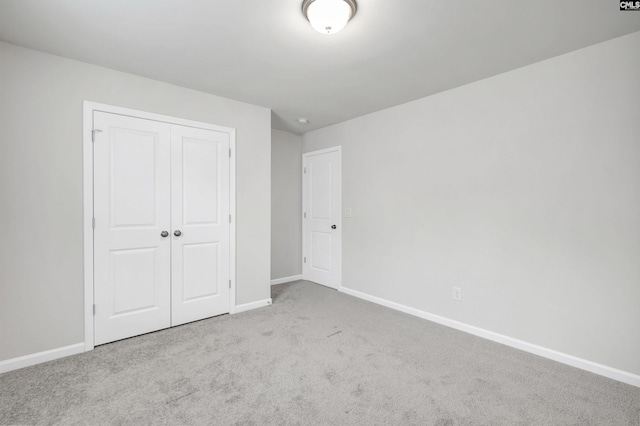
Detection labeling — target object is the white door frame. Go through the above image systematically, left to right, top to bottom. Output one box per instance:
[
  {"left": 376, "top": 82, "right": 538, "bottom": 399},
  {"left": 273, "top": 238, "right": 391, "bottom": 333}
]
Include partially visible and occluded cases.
[
  {"left": 82, "top": 101, "right": 237, "bottom": 351},
  {"left": 302, "top": 146, "right": 342, "bottom": 289}
]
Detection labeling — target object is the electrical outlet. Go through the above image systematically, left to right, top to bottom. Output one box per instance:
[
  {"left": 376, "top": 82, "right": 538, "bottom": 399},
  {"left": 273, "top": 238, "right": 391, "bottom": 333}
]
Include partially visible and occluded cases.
[{"left": 452, "top": 287, "right": 462, "bottom": 301}]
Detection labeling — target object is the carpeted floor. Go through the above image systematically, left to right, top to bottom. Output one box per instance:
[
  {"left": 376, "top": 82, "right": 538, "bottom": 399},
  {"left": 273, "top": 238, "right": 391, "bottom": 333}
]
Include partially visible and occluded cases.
[{"left": 1, "top": 280, "right": 639, "bottom": 425}]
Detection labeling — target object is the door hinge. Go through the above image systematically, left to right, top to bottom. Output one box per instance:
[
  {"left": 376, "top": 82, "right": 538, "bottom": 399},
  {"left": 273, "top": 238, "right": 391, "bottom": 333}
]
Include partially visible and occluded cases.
[
  {"left": 91, "top": 129, "right": 102, "bottom": 142},
  {"left": 229, "top": 148, "right": 231, "bottom": 158},
  {"left": 304, "top": 167, "right": 306, "bottom": 174},
  {"left": 304, "top": 212, "right": 306, "bottom": 219},
  {"left": 229, "top": 214, "right": 232, "bottom": 223},
  {"left": 92, "top": 217, "right": 95, "bottom": 229},
  {"left": 304, "top": 257, "right": 307, "bottom": 263},
  {"left": 229, "top": 280, "right": 231, "bottom": 289},
  {"left": 93, "top": 304, "right": 96, "bottom": 315}
]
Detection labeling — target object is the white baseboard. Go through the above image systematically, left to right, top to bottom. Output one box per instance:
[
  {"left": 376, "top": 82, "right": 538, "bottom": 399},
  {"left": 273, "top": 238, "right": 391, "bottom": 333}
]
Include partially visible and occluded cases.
[
  {"left": 271, "top": 275, "right": 303, "bottom": 286},
  {"left": 339, "top": 286, "right": 640, "bottom": 388},
  {"left": 234, "top": 298, "right": 273, "bottom": 314},
  {"left": 0, "top": 343, "right": 85, "bottom": 375}
]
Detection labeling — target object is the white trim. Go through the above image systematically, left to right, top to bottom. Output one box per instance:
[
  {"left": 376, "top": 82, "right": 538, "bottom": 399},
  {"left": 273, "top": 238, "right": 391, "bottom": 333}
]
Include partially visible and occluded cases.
[
  {"left": 83, "top": 101, "right": 237, "bottom": 348},
  {"left": 82, "top": 103, "right": 94, "bottom": 352},
  {"left": 229, "top": 130, "right": 237, "bottom": 314},
  {"left": 302, "top": 146, "right": 342, "bottom": 290},
  {"left": 303, "top": 146, "right": 344, "bottom": 157},
  {"left": 271, "top": 275, "right": 303, "bottom": 285},
  {"left": 339, "top": 286, "right": 640, "bottom": 388},
  {"left": 234, "top": 298, "right": 273, "bottom": 314},
  {"left": 0, "top": 343, "right": 85, "bottom": 374}
]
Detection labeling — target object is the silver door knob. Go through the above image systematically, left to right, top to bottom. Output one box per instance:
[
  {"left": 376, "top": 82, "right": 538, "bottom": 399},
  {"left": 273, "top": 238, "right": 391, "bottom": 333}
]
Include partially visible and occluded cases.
[
  {"left": 331, "top": 224, "right": 337, "bottom": 229},
  {"left": 174, "top": 230, "right": 182, "bottom": 237},
  {"left": 160, "top": 231, "right": 169, "bottom": 238}
]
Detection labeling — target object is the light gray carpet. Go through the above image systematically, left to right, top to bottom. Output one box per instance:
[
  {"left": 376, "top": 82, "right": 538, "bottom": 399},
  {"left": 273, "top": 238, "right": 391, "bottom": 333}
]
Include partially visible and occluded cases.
[{"left": 1, "top": 281, "right": 639, "bottom": 425}]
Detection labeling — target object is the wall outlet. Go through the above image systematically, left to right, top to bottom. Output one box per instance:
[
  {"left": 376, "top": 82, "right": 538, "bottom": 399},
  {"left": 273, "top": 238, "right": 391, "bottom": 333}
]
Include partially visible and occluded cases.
[
  {"left": 344, "top": 208, "right": 352, "bottom": 218},
  {"left": 452, "top": 287, "right": 462, "bottom": 301}
]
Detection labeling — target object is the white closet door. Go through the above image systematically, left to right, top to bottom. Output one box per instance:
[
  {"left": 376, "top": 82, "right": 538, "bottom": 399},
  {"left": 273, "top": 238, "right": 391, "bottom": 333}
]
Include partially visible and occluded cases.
[
  {"left": 93, "top": 112, "right": 172, "bottom": 345},
  {"left": 170, "top": 125, "right": 230, "bottom": 326}
]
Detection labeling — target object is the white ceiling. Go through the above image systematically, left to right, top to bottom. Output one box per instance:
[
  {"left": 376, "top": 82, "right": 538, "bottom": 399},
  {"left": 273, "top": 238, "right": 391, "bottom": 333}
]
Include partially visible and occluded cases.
[{"left": 1, "top": 1, "right": 639, "bottom": 134}]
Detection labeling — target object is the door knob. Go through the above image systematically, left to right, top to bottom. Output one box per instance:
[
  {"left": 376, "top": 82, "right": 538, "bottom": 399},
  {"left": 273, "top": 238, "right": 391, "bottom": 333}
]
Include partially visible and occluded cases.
[
  {"left": 331, "top": 224, "right": 337, "bottom": 229},
  {"left": 160, "top": 230, "right": 169, "bottom": 238},
  {"left": 174, "top": 230, "right": 182, "bottom": 237}
]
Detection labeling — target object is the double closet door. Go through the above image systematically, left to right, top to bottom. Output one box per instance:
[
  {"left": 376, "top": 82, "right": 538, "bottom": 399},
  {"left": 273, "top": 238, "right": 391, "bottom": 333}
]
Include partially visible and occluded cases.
[{"left": 93, "top": 111, "right": 230, "bottom": 345}]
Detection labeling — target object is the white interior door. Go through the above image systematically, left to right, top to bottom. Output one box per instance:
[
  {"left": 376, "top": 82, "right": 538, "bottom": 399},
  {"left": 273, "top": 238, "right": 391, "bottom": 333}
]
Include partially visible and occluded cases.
[
  {"left": 93, "top": 110, "right": 232, "bottom": 345},
  {"left": 93, "top": 112, "right": 172, "bottom": 345},
  {"left": 170, "top": 125, "right": 230, "bottom": 326},
  {"left": 303, "top": 147, "right": 341, "bottom": 289}
]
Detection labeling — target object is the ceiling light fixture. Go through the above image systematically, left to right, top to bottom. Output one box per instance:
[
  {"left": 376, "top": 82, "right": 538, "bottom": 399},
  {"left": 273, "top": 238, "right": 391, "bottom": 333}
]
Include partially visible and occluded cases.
[
  {"left": 302, "top": 0, "right": 357, "bottom": 35},
  {"left": 297, "top": 118, "right": 310, "bottom": 124}
]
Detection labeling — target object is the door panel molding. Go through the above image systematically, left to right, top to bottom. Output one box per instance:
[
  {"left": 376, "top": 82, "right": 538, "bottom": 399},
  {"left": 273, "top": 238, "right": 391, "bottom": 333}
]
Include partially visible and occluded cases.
[{"left": 83, "top": 101, "right": 237, "bottom": 351}]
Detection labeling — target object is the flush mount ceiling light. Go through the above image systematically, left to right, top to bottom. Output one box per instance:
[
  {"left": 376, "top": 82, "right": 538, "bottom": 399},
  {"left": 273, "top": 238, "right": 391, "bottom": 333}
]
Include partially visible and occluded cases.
[{"left": 302, "top": 0, "right": 357, "bottom": 35}]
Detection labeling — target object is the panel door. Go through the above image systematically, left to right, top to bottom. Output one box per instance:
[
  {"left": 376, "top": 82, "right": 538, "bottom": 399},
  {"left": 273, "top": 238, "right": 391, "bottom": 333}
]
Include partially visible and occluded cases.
[
  {"left": 93, "top": 112, "right": 172, "bottom": 345},
  {"left": 170, "top": 125, "right": 230, "bottom": 326},
  {"left": 303, "top": 147, "right": 341, "bottom": 289}
]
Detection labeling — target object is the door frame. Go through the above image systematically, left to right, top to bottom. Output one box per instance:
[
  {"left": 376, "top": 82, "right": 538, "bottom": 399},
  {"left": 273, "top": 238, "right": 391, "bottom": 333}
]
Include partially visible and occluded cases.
[
  {"left": 82, "top": 101, "right": 237, "bottom": 351},
  {"left": 302, "top": 146, "right": 342, "bottom": 290}
]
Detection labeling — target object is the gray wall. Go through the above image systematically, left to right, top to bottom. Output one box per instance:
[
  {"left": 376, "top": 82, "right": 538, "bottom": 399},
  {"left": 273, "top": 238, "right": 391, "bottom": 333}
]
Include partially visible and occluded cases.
[
  {"left": 303, "top": 32, "right": 640, "bottom": 375},
  {"left": 0, "top": 42, "right": 271, "bottom": 361},
  {"left": 271, "top": 129, "right": 302, "bottom": 280}
]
